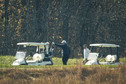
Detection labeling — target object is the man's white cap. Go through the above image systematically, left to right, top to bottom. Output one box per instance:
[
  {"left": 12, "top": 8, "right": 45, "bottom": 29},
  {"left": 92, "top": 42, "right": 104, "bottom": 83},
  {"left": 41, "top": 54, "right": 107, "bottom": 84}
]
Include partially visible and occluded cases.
[{"left": 61, "top": 40, "right": 66, "bottom": 43}]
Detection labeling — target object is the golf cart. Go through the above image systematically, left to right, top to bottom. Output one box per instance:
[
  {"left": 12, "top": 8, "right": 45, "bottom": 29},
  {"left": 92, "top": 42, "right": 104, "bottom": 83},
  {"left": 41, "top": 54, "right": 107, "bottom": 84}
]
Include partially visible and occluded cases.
[
  {"left": 12, "top": 42, "right": 54, "bottom": 65},
  {"left": 85, "top": 43, "right": 121, "bottom": 65}
]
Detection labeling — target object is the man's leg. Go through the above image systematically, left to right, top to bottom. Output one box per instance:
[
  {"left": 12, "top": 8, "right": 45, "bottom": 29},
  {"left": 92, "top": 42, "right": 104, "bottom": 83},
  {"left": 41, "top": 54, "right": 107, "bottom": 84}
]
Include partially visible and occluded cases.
[
  {"left": 62, "top": 56, "right": 69, "bottom": 65},
  {"left": 65, "top": 56, "right": 69, "bottom": 65},
  {"left": 62, "top": 57, "right": 66, "bottom": 65}
]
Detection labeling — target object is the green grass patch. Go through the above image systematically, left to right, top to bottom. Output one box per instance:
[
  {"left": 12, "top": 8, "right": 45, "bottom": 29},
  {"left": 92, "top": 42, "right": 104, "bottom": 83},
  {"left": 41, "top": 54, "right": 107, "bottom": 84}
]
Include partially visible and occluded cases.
[
  {"left": 0, "top": 55, "right": 126, "bottom": 68},
  {"left": 0, "top": 56, "right": 83, "bottom": 68}
]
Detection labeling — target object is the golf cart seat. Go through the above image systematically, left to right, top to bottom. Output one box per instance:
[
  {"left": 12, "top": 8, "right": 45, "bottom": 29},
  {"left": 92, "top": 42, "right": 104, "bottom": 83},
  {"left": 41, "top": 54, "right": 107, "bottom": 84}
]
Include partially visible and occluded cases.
[
  {"left": 12, "top": 51, "right": 27, "bottom": 65},
  {"left": 15, "top": 51, "right": 26, "bottom": 59},
  {"left": 26, "top": 53, "right": 45, "bottom": 63},
  {"left": 85, "top": 53, "right": 99, "bottom": 65},
  {"left": 87, "top": 53, "right": 99, "bottom": 61},
  {"left": 105, "top": 55, "right": 117, "bottom": 62}
]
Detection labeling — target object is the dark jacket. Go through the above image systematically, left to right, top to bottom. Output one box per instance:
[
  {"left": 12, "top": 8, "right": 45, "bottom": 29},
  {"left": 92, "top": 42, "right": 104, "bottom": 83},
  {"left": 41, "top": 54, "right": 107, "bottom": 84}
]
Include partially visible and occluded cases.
[{"left": 55, "top": 43, "right": 70, "bottom": 56}]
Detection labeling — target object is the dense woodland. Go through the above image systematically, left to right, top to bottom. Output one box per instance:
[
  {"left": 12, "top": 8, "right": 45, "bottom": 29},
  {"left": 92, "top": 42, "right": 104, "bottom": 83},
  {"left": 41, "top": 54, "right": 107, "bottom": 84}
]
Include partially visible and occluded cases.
[{"left": 0, "top": 0, "right": 126, "bottom": 58}]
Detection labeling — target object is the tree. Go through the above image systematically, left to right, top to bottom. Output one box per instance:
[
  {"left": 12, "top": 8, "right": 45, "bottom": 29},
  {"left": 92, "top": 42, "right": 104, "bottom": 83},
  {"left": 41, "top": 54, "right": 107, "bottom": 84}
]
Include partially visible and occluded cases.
[{"left": 3, "top": 0, "right": 9, "bottom": 55}]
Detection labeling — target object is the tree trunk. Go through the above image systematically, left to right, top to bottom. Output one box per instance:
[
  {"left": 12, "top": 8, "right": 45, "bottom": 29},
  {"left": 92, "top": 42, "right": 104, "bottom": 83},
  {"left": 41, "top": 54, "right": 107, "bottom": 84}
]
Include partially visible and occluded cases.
[{"left": 4, "top": 0, "right": 9, "bottom": 55}]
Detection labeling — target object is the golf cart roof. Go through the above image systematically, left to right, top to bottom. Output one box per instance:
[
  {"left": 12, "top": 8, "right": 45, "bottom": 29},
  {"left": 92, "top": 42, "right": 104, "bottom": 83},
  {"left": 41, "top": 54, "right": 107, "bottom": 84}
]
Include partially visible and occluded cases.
[
  {"left": 17, "top": 42, "right": 49, "bottom": 46},
  {"left": 90, "top": 43, "right": 120, "bottom": 47}
]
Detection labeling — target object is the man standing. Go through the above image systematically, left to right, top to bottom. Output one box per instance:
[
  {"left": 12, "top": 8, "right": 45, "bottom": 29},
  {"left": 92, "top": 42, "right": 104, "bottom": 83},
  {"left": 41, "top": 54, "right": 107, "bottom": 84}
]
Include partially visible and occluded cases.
[
  {"left": 53, "top": 40, "right": 70, "bottom": 65},
  {"left": 83, "top": 44, "right": 90, "bottom": 64}
]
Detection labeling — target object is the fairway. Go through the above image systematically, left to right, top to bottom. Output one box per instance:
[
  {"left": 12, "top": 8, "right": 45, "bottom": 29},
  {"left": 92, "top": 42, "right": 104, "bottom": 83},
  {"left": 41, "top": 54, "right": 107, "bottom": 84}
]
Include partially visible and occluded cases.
[
  {"left": 0, "top": 55, "right": 126, "bottom": 68},
  {"left": 0, "top": 56, "right": 83, "bottom": 68}
]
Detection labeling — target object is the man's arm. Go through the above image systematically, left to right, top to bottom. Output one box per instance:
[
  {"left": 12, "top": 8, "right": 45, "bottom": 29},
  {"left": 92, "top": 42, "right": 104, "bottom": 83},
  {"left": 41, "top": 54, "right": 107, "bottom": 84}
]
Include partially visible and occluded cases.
[
  {"left": 55, "top": 43, "right": 65, "bottom": 48},
  {"left": 83, "top": 49, "right": 86, "bottom": 58}
]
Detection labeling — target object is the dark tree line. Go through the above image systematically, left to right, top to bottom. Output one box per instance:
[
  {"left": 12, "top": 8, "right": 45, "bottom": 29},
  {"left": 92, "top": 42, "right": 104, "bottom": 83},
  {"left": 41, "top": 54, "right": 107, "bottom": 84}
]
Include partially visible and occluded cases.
[{"left": 0, "top": 0, "right": 126, "bottom": 58}]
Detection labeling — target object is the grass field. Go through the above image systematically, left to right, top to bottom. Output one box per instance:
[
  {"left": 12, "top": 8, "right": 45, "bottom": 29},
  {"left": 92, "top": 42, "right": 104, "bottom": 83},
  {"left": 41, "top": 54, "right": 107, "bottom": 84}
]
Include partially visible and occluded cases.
[
  {"left": 0, "top": 55, "right": 126, "bottom": 68},
  {"left": 1, "top": 55, "right": 125, "bottom": 68},
  {"left": 0, "top": 56, "right": 126, "bottom": 84},
  {"left": 0, "top": 56, "right": 82, "bottom": 68}
]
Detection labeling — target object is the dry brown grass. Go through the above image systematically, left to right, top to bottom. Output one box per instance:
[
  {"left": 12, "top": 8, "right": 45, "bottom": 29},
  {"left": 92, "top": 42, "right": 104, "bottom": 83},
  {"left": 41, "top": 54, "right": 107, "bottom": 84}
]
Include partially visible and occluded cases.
[{"left": 0, "top": 64, "right": 126, "bottom": 84}]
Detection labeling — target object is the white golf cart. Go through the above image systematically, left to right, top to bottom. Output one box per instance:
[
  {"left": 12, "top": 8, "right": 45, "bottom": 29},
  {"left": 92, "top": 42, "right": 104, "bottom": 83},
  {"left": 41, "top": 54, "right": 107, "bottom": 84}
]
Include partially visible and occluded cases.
[
  {"left": 12, "top": 42, "right": 54, "bottom": 65},
  {"left": 85, "top": 43, "right": 121, "bottom": 65}
]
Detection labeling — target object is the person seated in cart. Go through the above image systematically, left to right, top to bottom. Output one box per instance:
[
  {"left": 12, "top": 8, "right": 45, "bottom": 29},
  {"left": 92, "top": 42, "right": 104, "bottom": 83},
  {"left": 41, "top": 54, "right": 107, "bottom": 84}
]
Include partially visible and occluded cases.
[{"left": 82, "top": 44, "right": 90, "bottom": 64}]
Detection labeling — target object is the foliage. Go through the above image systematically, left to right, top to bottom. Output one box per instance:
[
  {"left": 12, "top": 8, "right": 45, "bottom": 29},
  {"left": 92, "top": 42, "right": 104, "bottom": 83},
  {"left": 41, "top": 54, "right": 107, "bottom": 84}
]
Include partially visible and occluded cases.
[
  {"left": 0, "top": 0, "right": 126, "bottom": 58},
  {"left": 0, "top": 63, "right": 126, "bottom": 84}
]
